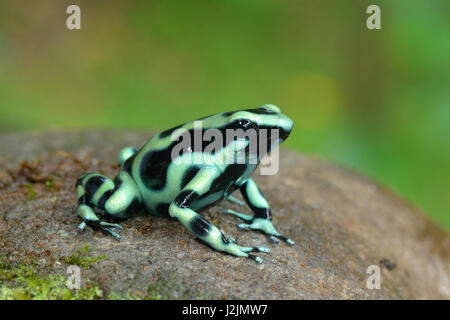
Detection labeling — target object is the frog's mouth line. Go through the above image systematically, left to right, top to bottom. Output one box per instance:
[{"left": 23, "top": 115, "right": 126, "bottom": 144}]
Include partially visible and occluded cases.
[
  {"left": 278, "top": 115, "right": 293, "bottom": 141},
  {"left": 279, "top": 128, "right": 291, "bottom": 141}
]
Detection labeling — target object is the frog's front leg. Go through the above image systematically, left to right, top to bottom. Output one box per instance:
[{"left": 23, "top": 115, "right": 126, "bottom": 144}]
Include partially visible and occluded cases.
[
  {"left": 169, "top": 168, "right": 270, "bottom": 263},
  {"left": 75, "top": 171, "right": 142, "bottom": 240},
  {"left": 223, "top": 178, "right": 294, "bottom": 245}
]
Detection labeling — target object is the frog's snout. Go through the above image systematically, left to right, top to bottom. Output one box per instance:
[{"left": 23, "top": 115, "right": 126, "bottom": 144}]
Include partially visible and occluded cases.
[{"left": 278, "top": 113, "right": 293, "bottom": 141}]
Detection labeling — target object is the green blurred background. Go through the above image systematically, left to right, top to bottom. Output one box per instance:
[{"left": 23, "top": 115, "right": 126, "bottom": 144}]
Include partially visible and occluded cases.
[{"left": 0, "top": 1, "right": 449, "bottom": 230}]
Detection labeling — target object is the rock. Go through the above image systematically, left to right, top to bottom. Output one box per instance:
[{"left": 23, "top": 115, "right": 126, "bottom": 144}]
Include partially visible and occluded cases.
[{"left": 0, "top": 130, "right": 449, "bottom": 299}]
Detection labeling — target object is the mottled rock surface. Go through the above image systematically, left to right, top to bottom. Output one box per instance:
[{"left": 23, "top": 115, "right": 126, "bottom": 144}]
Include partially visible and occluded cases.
[{"left": 0, "top": 130, "right": 449, "bottom": 299}]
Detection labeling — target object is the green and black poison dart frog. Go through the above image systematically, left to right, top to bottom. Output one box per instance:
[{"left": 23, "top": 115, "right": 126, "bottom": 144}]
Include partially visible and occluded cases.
[{"left": 75, "top": 104, "right": 294, "bottom": 263}]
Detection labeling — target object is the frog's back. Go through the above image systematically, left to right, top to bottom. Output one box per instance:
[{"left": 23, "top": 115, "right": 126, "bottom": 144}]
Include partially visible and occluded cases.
[{"left": 122, "top": 114, "right": 248, "bottom": 216}]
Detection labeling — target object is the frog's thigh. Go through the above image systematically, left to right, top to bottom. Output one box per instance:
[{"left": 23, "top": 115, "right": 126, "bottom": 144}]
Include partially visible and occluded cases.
[
  {"left": 168, "top": 168, "right": 270, "bottom": 262},
  {"left": 103, "top": 175, "right": 140, "bottom": 216}
]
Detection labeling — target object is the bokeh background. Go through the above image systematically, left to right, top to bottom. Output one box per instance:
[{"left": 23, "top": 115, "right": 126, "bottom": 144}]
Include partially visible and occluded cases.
[{"left": 0, "top": 1, "right": 449, "bottom": 230}]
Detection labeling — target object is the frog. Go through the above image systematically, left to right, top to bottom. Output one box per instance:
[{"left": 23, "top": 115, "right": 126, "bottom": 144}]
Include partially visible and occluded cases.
[{"left": 75, "top": 104, "right": 294, "bottom": 263}]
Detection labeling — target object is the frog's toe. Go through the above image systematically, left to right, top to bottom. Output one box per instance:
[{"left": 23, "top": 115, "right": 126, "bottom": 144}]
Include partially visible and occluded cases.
[
  {"left": 222, "top": 209, "right": 253, "bottom": 222},
  {"left": 237, "top": 218, "right": 295, "bottom": 246},
  {"left": 81, "top": 220, "right": 123, "bottom": 240},
  {"left": 78, "top": 221, "right": 88, "bottom": 231},
  {"left": 99, "top": 221, "right": 123, "bottom": 231},
  {"left": 236, "top": 222, "right": 251, "bottom": 230},
  {"left": 102, "top": 227, "right": 122, "bottom": 240},
  {"left": 270, "top": 234, "right": 295, "bottom": 246},
  {"left": 269, "top": 235, "right": 280, "bottom": 243},
  {"left": 229, "top": 238, "right": 274, "bottom": 252},
  {"left": 224, "top": 242, "right": 270, "bottom": 264},
  {"left": 230, "top": 243, "right": 271, "bottom": 254},
  {"left": 239, "top": 245, "right": 271, "bottom": 254},
  {"left": 254, "top": 246, "right": 271, "bottom": 254},
  {"left": 248, "top": 254, "right": 264, "bottom": 264}
]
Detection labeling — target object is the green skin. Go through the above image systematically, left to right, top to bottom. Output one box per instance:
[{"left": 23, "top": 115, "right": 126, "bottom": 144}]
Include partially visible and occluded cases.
[{"left": 76, "top": 104, "right": 294, "bottom": 263}]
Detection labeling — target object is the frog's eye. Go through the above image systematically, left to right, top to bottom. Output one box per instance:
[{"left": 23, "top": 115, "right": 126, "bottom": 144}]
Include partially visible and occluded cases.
[{"left": 232, "top": 118, "right": 255, "bottom": 130}]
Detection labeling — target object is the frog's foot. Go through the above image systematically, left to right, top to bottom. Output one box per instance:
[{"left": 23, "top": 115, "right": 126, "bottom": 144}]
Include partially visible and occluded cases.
[
  {"left": 76, "top": 172, "right": 142, "bottom": 241},
  {"left": 77, "top": 203, "right": 123, "bottom": 240},
  {"left": 223, "top": 210, "right": 294, "bottom": 245},
  {"left": 78, "top": 219, "right": 123, "bottom": 240},
  {"left": 220, "top": 239, "right": 271, "bottom": 264}
]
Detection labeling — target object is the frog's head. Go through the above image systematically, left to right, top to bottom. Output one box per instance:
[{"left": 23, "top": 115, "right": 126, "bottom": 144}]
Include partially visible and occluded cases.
[{"left": 224, "top": 104, "right": 294, "bottom": 159}]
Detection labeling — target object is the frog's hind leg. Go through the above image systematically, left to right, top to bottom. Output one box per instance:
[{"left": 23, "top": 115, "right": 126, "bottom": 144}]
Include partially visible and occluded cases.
[
  {"left": 168, "top": 168, "right": 270, "bottom": 263},
  {"left": 75, "top": 172, "right": 142, "bottom": 240},
  {"left": 223, "top": 178, "right": 294, "bottom": 245}
]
